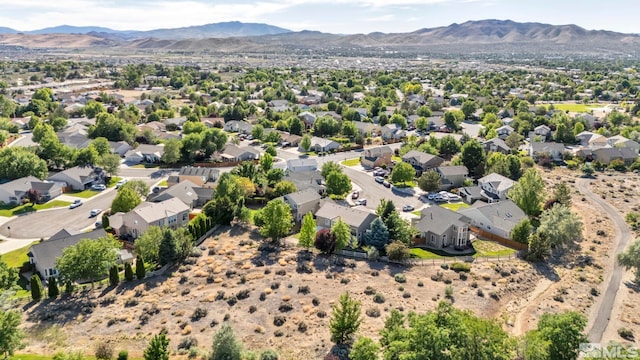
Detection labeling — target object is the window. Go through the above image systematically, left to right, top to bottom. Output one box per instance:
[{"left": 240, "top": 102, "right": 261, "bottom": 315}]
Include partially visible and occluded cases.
[
  {"left": 182, "top": 213, "right": 188, "bottom": 221},
  {"left": 442, "top": 234, "right": 447, "bottom": 245},
  {"left": 430, "top": 235, "right": 435, "bottom": 244}
]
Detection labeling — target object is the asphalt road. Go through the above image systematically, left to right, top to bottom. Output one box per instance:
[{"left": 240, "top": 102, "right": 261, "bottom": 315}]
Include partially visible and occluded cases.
[{"left": 578, "top": 178, "right": 633, "bottom": 343}]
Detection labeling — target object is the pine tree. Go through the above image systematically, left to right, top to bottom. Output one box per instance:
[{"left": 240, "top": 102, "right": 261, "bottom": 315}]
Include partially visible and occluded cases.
[
  {"left": 298, "top": 212, "right": 316, "bottom": 250},
  {"left": 364, "top": 218, "right": 390, "bottom": 252},
  {"left": 159, "top": 229, "right": 177, "bottom": 266},
  {"left": 136, "top": 256, "right": 146, "bottom": 279},
  {"left": 124, "top": 262, "right": 134, "bottom": 281},
  {"left": 109, "top": 265, "right": 120, "bottom": 286},
  {"left": 30, "top": 275, "right": 43, "bottom": 301},
  {"left": 47, "top": 277, "right": 59, "bottom": 298},
  {"left": 329, "top": 292, "right": 362, "bottom": 344},
  {"left": 144, "top": 331, "right": 170, "bottom": 360}
]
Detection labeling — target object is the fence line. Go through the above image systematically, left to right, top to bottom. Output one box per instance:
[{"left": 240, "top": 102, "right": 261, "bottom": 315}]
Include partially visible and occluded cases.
[{"left": 335, "top": 248, "right": 520, "bottom": 266}]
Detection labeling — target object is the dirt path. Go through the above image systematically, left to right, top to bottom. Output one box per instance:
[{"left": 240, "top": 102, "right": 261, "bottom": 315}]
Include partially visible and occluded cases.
[
  {"left": 577, "top": 178, "right": 632, "bottom": 343},
  {"left": 512, "top": 278, "right": 555, "bottom": 335}
]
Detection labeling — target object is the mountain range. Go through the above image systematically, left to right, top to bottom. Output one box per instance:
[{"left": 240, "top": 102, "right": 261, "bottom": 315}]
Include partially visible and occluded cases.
[{"left": 0, "top": 19, "right": 638, "bottom": 55}]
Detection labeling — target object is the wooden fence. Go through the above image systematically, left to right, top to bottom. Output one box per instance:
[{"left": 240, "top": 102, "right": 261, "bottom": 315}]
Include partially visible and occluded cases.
[{"left": 470, "top": 226, "right": 528, "bottom": 251}]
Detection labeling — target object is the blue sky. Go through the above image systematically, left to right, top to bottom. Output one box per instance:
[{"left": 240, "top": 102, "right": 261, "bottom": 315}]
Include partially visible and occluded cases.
[{"left": 0, "top": 0, "right": 639, "bottom": 34}]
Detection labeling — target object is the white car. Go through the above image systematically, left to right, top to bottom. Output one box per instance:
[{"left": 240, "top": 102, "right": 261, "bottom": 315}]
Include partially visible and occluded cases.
[
  {"left": 115, "top": 178, "right": 128, "bottom": 189},
  {"left": 91, "top": 184, "right": 106, "bottom": 191},
  {"left": 69, "top": 199, "right": 82, "bottom": 209},
  {"left": 89, "top": 209, "right": 102, "bottom": 217}
]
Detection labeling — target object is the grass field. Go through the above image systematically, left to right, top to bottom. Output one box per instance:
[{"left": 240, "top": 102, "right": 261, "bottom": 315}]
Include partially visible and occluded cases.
[
  {"left": 545, "top": 103, "right": 604, "bottom": 112},
  {"left": 340, "top": 158, "right": 361, "bottom": 166},
  {"left": 158, "top": 179, "right": 168, "bottom": 187},
  {"left": 68, "top": 189, "right": 100, "bottom": 198},
  {"left": 0, "top": 200, "right": 72, "bottom": 217},
  {"left": 440, "top": 202, "right": 470, "bottom": 211},
  {"left": 472, "top": 240, "right": 517, "bottom": 258},
  {"left": 1, "top": 244, "right": 31, "bottom": 268},
  {"left": 410, "top": 248, "right": 445, "bottom": 260}
]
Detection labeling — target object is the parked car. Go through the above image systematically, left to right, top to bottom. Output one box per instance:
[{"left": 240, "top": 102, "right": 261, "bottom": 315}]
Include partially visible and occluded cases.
[
  {"left": 247, "top": 135, "right": 253, "bottom": 140},
  {"left": 373, "top": 169, "right": 387, "bottom": 177},
  {"left": 374, "top": 176, "right": 385, "bottom": 184},
  {"left": 115, "top": 178, "right": 128, "bottom": 189},
  {"left": 383, "top": 180, "right": 391, "bottom": 188},
  {"left": 91, "top": 184, "right": 106, "bottom": 191},
  {"left": 351, "top": 191, "right": 359, "bottom": 200},
  {"left": 427, "top": 193, "right": 437, "bottom": 200},
  {"left": 69, "top": 199, "right": 83, "bottom": 209},
  {"left": 355, "top": 199, "right": 367, "bottom": 206},
  {"left": 402, "top": 204, "right": 415, "bottom": 212},
  {"left": 89, "top": 209, "right": 102, "bottom": 217},
  {"left": 94, "top": 220, "right": 103, "bottom": 229}
]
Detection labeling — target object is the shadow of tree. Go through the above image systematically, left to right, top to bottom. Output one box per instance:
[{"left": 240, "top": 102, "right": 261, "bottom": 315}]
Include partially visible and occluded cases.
[{"left": 624, "top": 281, "right": 640, "bottom": 293}]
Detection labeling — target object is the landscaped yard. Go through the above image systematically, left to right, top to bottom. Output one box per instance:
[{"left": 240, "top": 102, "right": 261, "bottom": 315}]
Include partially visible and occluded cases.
[
  {"left": 544, "top": 103, "right": 604, "bottom": 112},
  {"left": 340, "top": 158, "right": 361, "bottom": 166},
  {"left": 132, "top": 163, "right": 160, "bottom": 169},
  {"left": 106, "top": 177, "right": 122, "bottom": 188},
  {"left": 158, "top": 179, "right": 168, "bottom": 187},
  {"left": 394, "top": 181, "right": 416, "bottom": 188},
  {"left": 68, "top": 189, "right": 100, "bottom": 198},
  {"left": 0, "top": 200, "right": 72, "bottom": 217},
  {"left": 440, "top": 202, "right": 470, "bottom": 211},
  {"left": 472, "top": 240, "right": 517, "bottom": 258},
  {"left": 1, "top": 244, "right": 31, "bottom": 268},
  {"left": 410, "top": 247, "right": 445, "bottom": 260}
]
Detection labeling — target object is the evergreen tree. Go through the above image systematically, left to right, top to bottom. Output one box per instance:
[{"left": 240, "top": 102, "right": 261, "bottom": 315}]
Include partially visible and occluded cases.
[
  {"left": 553, "top": 181, "right": 572, "bottom": 206},
  {"left": 298, "top": 212, "right": 316, "bottom": 250},
  {"left": 364, "top": 218, "right": 390, "bottom": 252},
  {"left": 159, "top": 228, "right": 177, "bottom": 266},
  {"left": 136, "top": 256, "right": 146, "bottom": 280},
  {"left": 124, "top": 262, "right": 134, "bottom": 281},
  {"left": 109, "top": 265, "right": 119, "bottom": 286},
  {"left": 30, "top": 275, "right": 43, "bottom": 301},
  {"left": 47, "top": 277, "right": 59, "bottom": 298},
  {"left": 329, "top": 292, "right": 362, "bottom": 344},
  {"left": 210, "top": 324, "right": 243, "bottom": 360},
  {"left": 144, "top": 331, "right": 170, "bottom": 360}
]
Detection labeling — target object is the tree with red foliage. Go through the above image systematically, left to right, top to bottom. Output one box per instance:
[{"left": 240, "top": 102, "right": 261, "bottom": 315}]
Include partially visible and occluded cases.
[{"left": 314, "top": 228, "right": 336, "bottom": 254}]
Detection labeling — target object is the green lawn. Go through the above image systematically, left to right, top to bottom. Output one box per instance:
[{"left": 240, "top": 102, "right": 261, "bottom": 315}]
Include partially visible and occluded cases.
[
  {"left": 545, "top": 103, "right": 604, "bottom": 112},
  {"left": 392, "top": 156, "right": 402, "bottom": 162},
  {"left": 341, "top": 158, "right": 361, "bottom": 166},
  {"left": 132, "top": 163, "right": 160, "bottom": 169},
  {"left": 106, "top": 177, "right": 122, "bottom": 188},
  {"left": 158, "top": 179, "right": 168, "bottom": 187},
  {"left": 394, "top": 181, "right": 416, "bottom": 188},
  {"left": 68, "top": 189, "right": 100, "bottom": 198},
  {"left": 0, "top": 200, "right": 72, "bottom": 217},
  {"left": 440, "top": 202, "right": 470, "bottom": 211},
  {"left": 472, "top": 240, "right": 517, "bottom": 258},
  {"left": 1, "top": 244, "right": 31, "bottom": 268},
  {"left": 410, "top": 248, "right": 445, "bottom": 260}
]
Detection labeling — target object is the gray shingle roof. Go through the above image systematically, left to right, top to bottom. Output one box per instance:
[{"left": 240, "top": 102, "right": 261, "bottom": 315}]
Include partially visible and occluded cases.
[
  {"left": 437, "top": 166, "right": 468, "bottom": 177},
  {"left": 479, "top": 173, "right": 515, "bottom": 193},
  {"left": 284, "top": 188, "right": 321, "bottom": 207},
  {"left": 315, "top": 202, "right": 377, "bottom": 229},
  {"left": 415, "top": 206, "right": 470, "bottom": 235},
  {"left": 29, "top": 229, "right": 107, "bottom": 275}
]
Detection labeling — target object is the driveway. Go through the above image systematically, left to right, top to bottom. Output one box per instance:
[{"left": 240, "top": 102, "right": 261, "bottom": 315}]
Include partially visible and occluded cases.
[
  {"left": 342, "top": 167, "right": 423, "bottom": 213},
  {"left": 578, "top": 178, "right": 633, "bottom": 343}
]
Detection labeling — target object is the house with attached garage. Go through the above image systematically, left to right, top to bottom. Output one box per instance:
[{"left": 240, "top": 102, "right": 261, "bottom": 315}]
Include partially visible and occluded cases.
[
  {"left": 298, "top": 111, "right": 317, "bottom": 128},
  {"left": 223, "top": 120, "right": 253, "bottom": 134},
  {"left": 353, "top": 121, "right": 381, "bottom": 137},
  {"left": 381, "top": 124, "right": 405, "bottom": 141},
  {"left": 495, "top": 125, "right": 514, "bottom": 139},
  {"left": 607, "top": 135, "right": 640, "bottom": 154},
  {"left": 310, "top": 137, "right": 340, "bottom": 153},
  {"left": 482, "top": 138, "right": 511, "bottom": 155},
  {"left": 108, "top": 141, "right": 133, "bottom": 157},
  {"left": 529, "top": 142, "right": 565, "bottom": 162},
  {"left": 124, "top": 144, "right": 165, "bottom": 164},
  {"left": 219, "top": 144, "right": 260, "bottom": 162},
  {"left": 361, "top": 146, "right": 393, "bottom": 169},
  {"left": 591, "top": 147, "right": 638, "bottom": 165},
  {"left": 401, "top": 150, "right": 445, "bottom": 172},
  {"left": 286, "top": 158, "right": 318, "bottom": 173},
  {"left": 47, "top": 166, "right": 103, "bottom": 191},
  {"left": 167, "top": 166, "right": 219, "bottom": 188},
  {"left": 435, "top": 166, "right": 469, "bottom": 190},
  {"left": 283, "top": 170, "right": 325, "bottom": 194},
  {"left": 477, "top": 173, "right": 515, "bottom": 202},
  {"left": 0, "top": 176, "right": 59, "bottom": 205},
  {"left": 148, "top": 180, "right": 212, "bottom": 208},
  {"left": 279, "top": 188, "right": 322, "bottom": 222},
  {"left": 108, "top": 197, "right": 190, "bottom": 239},
  {"left": 459, "top": 199, "right": 526, "bottom": 240},
  {"left": 315, "top": 202, "right": 377, "bottom": 241},
  {"left": 412, "top": 205, "right": 472, "bottom": 250}
]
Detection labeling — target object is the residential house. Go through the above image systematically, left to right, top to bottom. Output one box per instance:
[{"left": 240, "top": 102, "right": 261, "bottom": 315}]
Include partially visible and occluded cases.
[
  {"left": 298, "top": 111, "right": 317, "bottom": 128},
  {"left": 316, "top": 111, "right": 342, "bottom": 121},
  {"left": 163, "top": 116, "right": 187, "bottom": 129},
  {"left": 427, "top": 116, "right": 444, "bottom": 131},
  {"left": 11, "top": 117, "right": 30, "bottom": 130},
  {"left": 501, "top": 117, "right": 515, "bottom": 126},
  {"left": 223, "top": 120, "right": 253, "bottom": 134},
  {"left": 137, "top": 121, "right": 166, "bottom": 138},
  {"left": 353, "top": 121, "right": 381, "bottom": 137},
  {"left": 57, "top": 123, "right": 91, "bottom": 149},
  {"left": 381, "top": 124, "right": 405, "bottom": 141},
  {"left": 495, "top": 125, "right": 514, "bottom": 139},
  {"left": 532, "top": 125, "right": 552, "bottom": 140},
  {"left": 576, "top": 131, "right": 607, "bottom": 147},
  {"left": 279, "top": 132, "right": 302, "bottom": 147},
  {"left": 608, "top": 135, "right": 640, "bottom": 154},
  {"left": 310, "top": 137, "right": 340, "bottom": 153},
  {"left": 482, "top": 138, "right": 511, "bottom": 154},
  {"left": 108, "top": 141, "right": 133, "bottom": 157},
  {"left": 529, "top": 142, "right": 565, "bottom": 161},
  {"left": 124, "top": 144, "right": 165, "bottom": 164},
  {"left": 219, "top": 144, "right": 260, "bottom": 162},
  {"left": 361, "top": 146, "right": 393, "bottom": 169},
  {"left": 591, "top": 147, "right": 638, "bottom": 165},
  {"left": 401, "top": 150, "right": 445, "bottom": 172},
  {"left": 286, "top": 158, "right": 318, "bottom": 173},
  {"left": 47, "top": 166, "right": 103, "bottom": 191},
  {"left": 167, "top": 166, "right": 219, "bottom": 188},
  {"left": 435, "top": 166, "right": 469, "bottom": 190},
  {"left": 283, "top": 171, "right": 325, "bottom": 194},
  {"left": 478, "top": 173, "right": 515, "bottom": 202},
  {"left": 0, "top": 176, "right": 40, "bottom": 204},
  {"left": 148, "top": 180, "right": 211, "bottom": 208},
  {"left": 31, "top": 181, "right": 64, "bottom": 203},
  {"left": 459, "top": 186, "right": 484, "bottom": 204},
  {"left": 280, "top": 188, "right": 322, "bottom": 222},
  {"left": 109, "top": 197, "right": 190, "bottom": 238},
  {"left": 459, "top": 200, "right": 527, "bottom": 240},
  {"left": 315, "top": 202, "right": 377, "bottom": 241},
  {"left": 413, "top": 206, "right": 471, "bottom": 250},
  {"left": 28, "top": 228, "right": 110, "bottom": 280}
]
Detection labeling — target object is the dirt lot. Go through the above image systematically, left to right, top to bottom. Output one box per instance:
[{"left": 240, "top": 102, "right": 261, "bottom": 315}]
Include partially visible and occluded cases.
[{"left": 16, "top": 167, "right": 640, "bottom": 358}]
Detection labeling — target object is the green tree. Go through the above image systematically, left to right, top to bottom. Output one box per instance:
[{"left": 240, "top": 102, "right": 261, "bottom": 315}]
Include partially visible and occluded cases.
[
  {"left": 84, "top": 100, "right": 105, "bottom": 119},
  {"left": 461, "top": 100, "right": 477, "bottom": 119},
  {"left": 251, "top": 124, "right": 264, "bottom": 141},
  {"left": 505, "top": 131, "right": 523, "bottom": 149},
  {"left": 300, "top": 134, "right": 312, "bottom": 152},
  {"left": 439, "top": 135, "right": 461, "bottom": 158},
  {"left": 90, "top": 137, "right": 111, "bottom": 156},
  {"left": 161, "top": 138, "right": 182, "bottom": 164},
  {"left": 459, "top": 139, "right": 486, "bottom": 178},
  {"left": 73, "top": 146, "right": 100, "bottom": 168},
  {"left": 0, "top": 147, "right": 48, "bottom": 180},
  {"left": 260, "top": 152, "right": 274, "bottom": 172},
  {"left": 98, "top": 153, "right": 121, "bottom": 177},
  {"left": 321, "top": 161, "right": 341, "bottom": 178},
  {"left": 390, "top": 162, "right": 415, "bottom": 185},
  {"left": 266, "top": 168, "right": 284, "bottom": 186},
  {"left": 509, "top": 168, "right": 545, "bottom": 217},
  {"left": 417, "top": 170, "right": 441, "bottom": 192},
  {"left": 326, "top": 171, "right": 351, "bottom": 196},
  {"left": 203, "top": 173, "right": 244, "bottom": 225},
  {"left": 119, "top": 180, "right": 150, "bottom": 199},
  {"left": 272, "top": 181, "right": 296, "bottom": 198},
  {"left": 553, "top": 181, "right": 572, "bottom": 206},
  {"left": 111, "top": 187, "right": 141, "bottom": 213},
  {"left": 259, "top": 199, "right": 293, "bottom": 243},
  {"left": 376, "top": 199, "right": 396, "bottom": 222},
  {"left": 537, "top": 204, "right": 583, "bottom": 248},
  {"left": 385, "top": 211, "right": 414, "bottom": 245},
  {"left": 298, "top": 212, "right": 316, "bottom": 250},
  {"left": 331, "top": 218, "right": 352, "bottom": 252},
  {"left": 364, "top": 218, "right": 390, "bottom": 252},
  {"left": 510, "top": 218, "right": 532, "bottom": 244},
  {"left": 134, "top": 226, "right": 163, "bottom": 264},
  {"left": 159, "top": 229, "right": 177, "bottom": 266},
  {"left": 527, "top": 232, "right": 551, "bottom": 260},
  {"left": 55, "top": 237, "right": 120, "bottom": 289},
  {"left": 618, "top": 238, "right": 640, "bottom": 284},
  {"left": 385, "top": 241, "right": 410, "bottom": 262},
  {"left": 135, "top": 256, "right": 146, "bottom": 280},
  {"left": 0, "top": 259, "right": 17, "bottom": 291},
  {"left": 124, "top": 262, "right": 134, "bottom": 281},
  {"left": 109, "top": 265, "right": 119, "bottom": 286},
  {"left": 30, "top": 275, "right": 43, "bottom": 301},
  {"left": 47, "top": 276, "right": 59, "bottom": 298},
  {"left": 329, "top": 292, "right": 362, "bottom": 344},
  {"left": 0, "top": 310, "right": 25, "bottom": 359},
  {"left": 536, "top": 311, "right": 587, "bottom": 360},
  {"left": 210, "top": 324, "right": 243, "bottom": 360},
  {"left": 144, "top": 331, "right": 170, "bottom": 360},
  {"left": 349, "top": 337, "right": 379, "bottom": 360}
]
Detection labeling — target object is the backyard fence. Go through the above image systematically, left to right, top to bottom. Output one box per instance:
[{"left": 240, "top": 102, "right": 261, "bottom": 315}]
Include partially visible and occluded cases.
[{"left": 470, "top": 226, "right": 528, "bottom": 251}]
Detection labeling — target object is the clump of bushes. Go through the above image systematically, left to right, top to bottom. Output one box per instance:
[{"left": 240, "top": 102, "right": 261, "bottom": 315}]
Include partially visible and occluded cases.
[
  {"left": 450, "top": 262, "right": 471, "bottom": 272},
  {"left": 394, "top": 273, "right": 407, "bottom": 283},
  {"left": 298, "top": 285, "right": 310, "bottom": 295},
  {"left": 364, "top": 286, "right": 376, "bottom": 295},
  {"left": 236, "top": 289, "right": 250, "bottom": 300},
  {"left": 373, "top": 293, "right": 386, "bottom": 304},
  {"left": 278, "top": 303, "right": 294, "bottom": 313},
  {"left": 366, "top": 307, "right": 381, "bottom": 318},
  {"left": 191, "top": 308, "right": 208, "bottom": 321},
  {"left": 273, "top": 315, "right": 286, "bottom": 326}
]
